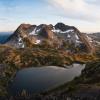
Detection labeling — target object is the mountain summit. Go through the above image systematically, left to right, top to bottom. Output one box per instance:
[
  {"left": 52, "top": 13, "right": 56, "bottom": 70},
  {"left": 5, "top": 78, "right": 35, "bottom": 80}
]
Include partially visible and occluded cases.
[{"left": 6, "top": 22, "right": 95, "bottom": 53}]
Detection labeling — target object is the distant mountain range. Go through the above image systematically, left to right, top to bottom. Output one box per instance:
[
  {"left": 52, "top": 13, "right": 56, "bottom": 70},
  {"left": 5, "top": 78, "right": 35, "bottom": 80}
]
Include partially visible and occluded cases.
[{"left": 88, "top": 32, "right": 100, "bottom": 42}]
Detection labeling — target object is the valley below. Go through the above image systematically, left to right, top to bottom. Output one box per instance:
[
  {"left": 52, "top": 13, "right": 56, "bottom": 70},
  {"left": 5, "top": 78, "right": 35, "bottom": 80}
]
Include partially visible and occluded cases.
[{"left": 0, "top": 46, "right": 99, "bottom": 100}]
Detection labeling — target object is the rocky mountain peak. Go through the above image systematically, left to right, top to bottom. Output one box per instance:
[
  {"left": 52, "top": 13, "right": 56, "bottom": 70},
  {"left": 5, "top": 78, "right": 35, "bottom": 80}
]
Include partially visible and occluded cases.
[
  {"left": 5, "top": 22, "right": 95, "bottom": 53},
  {"left": 55, "top": 22, "right": 77, "bottom": 32},
  {"left": 55, "top": 23, "right": 67, "bottom": 31},
  {"left": 39, "top": 25, "right": 54, "bottom": 39}
]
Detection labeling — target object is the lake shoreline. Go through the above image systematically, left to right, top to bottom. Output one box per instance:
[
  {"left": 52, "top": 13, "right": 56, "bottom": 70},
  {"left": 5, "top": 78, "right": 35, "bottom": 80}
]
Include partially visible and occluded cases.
[{"left": 9, "top": 64, "right": 85, "bottom": 96}]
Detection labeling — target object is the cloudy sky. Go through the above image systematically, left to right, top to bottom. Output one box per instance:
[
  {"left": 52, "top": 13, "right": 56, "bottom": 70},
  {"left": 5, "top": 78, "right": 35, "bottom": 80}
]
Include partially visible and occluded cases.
[{"left": 0, "top": 0, "right": 100, "bottom": 32}]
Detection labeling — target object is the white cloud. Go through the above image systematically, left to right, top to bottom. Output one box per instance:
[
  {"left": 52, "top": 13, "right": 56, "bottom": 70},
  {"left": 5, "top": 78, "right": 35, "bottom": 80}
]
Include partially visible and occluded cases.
[{"left": 44, "top": 0, "right": 100, "bottom": 22}]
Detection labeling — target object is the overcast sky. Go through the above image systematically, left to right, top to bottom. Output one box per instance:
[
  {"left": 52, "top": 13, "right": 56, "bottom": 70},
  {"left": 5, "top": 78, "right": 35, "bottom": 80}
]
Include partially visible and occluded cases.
[{"left": 0, "top": 0, "right": 100, "bottom": 32}]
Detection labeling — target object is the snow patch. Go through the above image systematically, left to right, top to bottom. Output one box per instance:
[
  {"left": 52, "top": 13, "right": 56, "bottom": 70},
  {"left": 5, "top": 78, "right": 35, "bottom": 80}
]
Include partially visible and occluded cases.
[
  {"left": 29, "top": 27, "right": 41, "bottom": 35},
  {"left": 29, "top": 28, "right": 37, "bottom": 35},
  {"left": 36, "top": 28, "right": 41, "bottom": 33},
  {"left": 52, "top": 28, "right": 74, "bottom": 34},
  {"left": 52, "top": 28, "right": 61, "bottom": 33},
  {"left": 64, "top": 29, "right": 74, "bottom": 33},
  {"left": 67, "top": 34, "right": 71, "bottom": 38},
  {"left": 75, "top": 34, "right": 79, "bottom": 40},
  {"left": 18, "top": 36, "right": 25, "bottom": 48},
  {"left": 18, "top": 36, "right": 23, "bottom": 42},
  {"left": 18, "top": 37, "right": 22, "bottom": 42},
  {"left": 34, "top": 40, "right": 41, "bottom": 44},
  {"left": 76, "top": 40, "right": 81, "bottom": 43},
  {"left": 17, "top": 42, "right": 25, "bottom": 48},
  {"left": 21, "top": 44, "right": 25, "bottom": 48}
]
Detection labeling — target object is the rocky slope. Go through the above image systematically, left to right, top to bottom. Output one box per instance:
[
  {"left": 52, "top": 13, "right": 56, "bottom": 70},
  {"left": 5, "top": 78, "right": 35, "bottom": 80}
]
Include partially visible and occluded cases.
[
  {"left": 6, "top": 23, "right": 95, "bottom": 53},
  {"left": 0, "top": 44, "right": 97, "bottom": 97},
  {"left": 0, "top": 45, "right": 96, "bottom": 69},
  {"left": 46, "top": 61, "right": 100, "bottom": 100}
]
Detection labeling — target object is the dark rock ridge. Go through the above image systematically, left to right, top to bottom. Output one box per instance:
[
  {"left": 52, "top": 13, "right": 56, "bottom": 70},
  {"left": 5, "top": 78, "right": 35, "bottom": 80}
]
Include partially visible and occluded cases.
[
  {"left": 6, "top": 22, "right": 95, "bottom": 53},
  {"left": 55, "top": 23, "right": 74, "bottom": 31}
]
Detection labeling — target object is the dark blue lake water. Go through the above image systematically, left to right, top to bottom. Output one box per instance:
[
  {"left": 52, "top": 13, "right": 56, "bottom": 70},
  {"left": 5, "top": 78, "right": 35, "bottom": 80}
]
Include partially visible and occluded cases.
[
  {"left": 0, "top": 32, "right": 12, "bottom": 43},
  {"left": 9, "top": 64, "right": 85, "bottom": 95}
]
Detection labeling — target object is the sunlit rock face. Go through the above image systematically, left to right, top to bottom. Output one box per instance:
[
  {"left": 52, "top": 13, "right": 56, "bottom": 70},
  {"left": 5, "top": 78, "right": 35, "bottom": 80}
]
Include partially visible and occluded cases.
[{"left": 5, "top": 22, "right": 95, "bottom": 53}]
